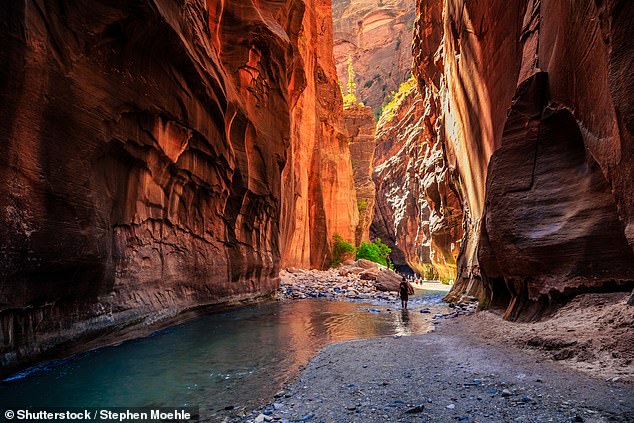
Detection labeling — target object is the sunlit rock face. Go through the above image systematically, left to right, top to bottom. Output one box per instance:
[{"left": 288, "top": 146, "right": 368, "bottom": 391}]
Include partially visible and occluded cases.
[
  {"left": 0, "top": 0, "right": 357, "bottom": 370},
  {"left": 280, "top": 0, "right": 359, "bottom": 269},
  {"left": 332, "top": 0, "right": 415, "bottom": 115},
  {"left": 413, "top": 0, "right": 634, "bottom": 318},
  {"left": 371, "top": 85, "right": 462, "bottom": 279},
  {"left": 343, "top": 104, "right": 376, "bottom": 245}
]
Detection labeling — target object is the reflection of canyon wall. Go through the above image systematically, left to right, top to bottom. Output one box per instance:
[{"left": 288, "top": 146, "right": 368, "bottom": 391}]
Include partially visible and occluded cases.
[
  {"left": 0, "top": 0, "right": 356, "bottom": 370},
  {"left": 281, "top": 0, "right": 359, "bottom": 269},
  {"left": 332, "top": 0, "right": 415, "bottom": 115},
  {"left": 413, "top": 0, "right": 634, "bottom": 318},
  {"left": 371, "top": 85, "right": 462, "bottom": 279},
  {"left": 343, "top": 104, "right": 376, "bottom": 245}
]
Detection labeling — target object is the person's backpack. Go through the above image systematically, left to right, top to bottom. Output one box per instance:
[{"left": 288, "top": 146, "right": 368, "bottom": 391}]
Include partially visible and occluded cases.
[{"left": 407, "top": 283, "right": 414, "bottom": 295}]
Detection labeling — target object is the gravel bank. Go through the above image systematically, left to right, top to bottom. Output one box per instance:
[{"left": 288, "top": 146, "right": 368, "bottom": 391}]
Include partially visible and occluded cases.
[
  {"left": 233, "top": 272, "right": 633, "bottom": 422},
  {"left": 239, "top": 307, "right": 633, "bottom": 422}
]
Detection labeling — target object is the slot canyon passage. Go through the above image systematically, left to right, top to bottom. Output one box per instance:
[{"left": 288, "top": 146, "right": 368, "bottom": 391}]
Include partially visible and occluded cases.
[{"left": 1, "top": 0, "right": 634, "bottom": 421}]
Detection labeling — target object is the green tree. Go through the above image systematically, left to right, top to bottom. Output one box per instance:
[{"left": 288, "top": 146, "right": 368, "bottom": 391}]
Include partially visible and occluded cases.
[
  {"left": 342, "top": 56, "right": 359, "bottom": 108},
  {"left": 332, "top": 234, "right": 355, "bottom": 267},
  {"left": 356, "top": 238, "right": 392, "bottom": 266}
]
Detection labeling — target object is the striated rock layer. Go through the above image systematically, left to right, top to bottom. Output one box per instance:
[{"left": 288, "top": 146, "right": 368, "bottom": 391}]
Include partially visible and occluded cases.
[
  {"left": 0, "top": 0, "right": 357, "bottom": 371},
  {"left": 280, "top": 0, "right": 358, "bottom": 269},
  {"left": 332, "top": 0, "right": 415, "bottom": 115},
  {"left": 413, "top": 0, "right": 634, "bottom": 318},
  {"left": 371, "top": 84, "right": 462, "bottom": 279},
  {"left": 343, "top": 104, "right": 376, "bottom": 245}
]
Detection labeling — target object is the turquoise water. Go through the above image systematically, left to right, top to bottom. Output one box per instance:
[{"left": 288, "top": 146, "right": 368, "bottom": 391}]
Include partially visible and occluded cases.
[{"left": 0, "top": 294, "right": 447, "bottom": 419}]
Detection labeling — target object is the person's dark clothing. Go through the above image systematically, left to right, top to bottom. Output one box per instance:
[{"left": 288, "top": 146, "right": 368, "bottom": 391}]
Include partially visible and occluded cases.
[{"left": 399, "top": 281, "right": 409, "bottom": 300}]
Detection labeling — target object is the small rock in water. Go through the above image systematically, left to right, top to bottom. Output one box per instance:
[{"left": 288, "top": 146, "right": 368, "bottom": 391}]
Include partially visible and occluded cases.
[
  {"left": 502, "top": 389, "right": 513, "bottom": 397},
  {"left": 273, "top": 403, "right": 283, "bottom": 410},
  {"left": 446, "top": 404, "right": 456, "bottom": 409},
  {"left": 224, "top": 405, "right": 234, "bottom": 411},
  {"left": 299, "top": 413, "right": 314, "bottom": 421},
  {"left": 255, "top": 414, "right": 266, "bottom": 423}
]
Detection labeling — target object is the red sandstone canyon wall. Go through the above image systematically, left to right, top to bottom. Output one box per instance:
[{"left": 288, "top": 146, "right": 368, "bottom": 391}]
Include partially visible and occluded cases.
[
  {"left": 0, "top": 0, "right": 357, "bottom": 370},
  {"left": 280, "top": 0, "right": 359, "bottom": 269},
  {"left": 332, "top": 0, "right": 415, "bottom": 115},
  {"left": 413, "top": 0, "right": 634, "bottom": 318},
  {"left": 371, "top": 83, "right": 462, "bottom": 279},
  {"left": 343, "top": 104, "right": 376, "bottom": 245}
]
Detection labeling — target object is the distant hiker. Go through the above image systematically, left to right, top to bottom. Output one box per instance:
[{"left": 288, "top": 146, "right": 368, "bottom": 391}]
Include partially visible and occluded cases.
[{"left": 399, "top": 277, "right": 412, "bottom": 309}]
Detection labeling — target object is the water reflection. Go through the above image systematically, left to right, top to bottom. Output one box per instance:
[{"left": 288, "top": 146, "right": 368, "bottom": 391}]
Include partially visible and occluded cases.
[{"left": 0, "top": 295, "right": 447, "bottom": 418}]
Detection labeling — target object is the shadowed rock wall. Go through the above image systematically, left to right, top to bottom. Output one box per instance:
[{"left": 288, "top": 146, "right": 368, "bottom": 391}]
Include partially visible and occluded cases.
[
  {"left": 0, "top": 0, "right": 357, "bottom": 370},
  {"left": 413, "top": 0, "right": 634, "bottom": 318},
  {"left": 371, "top": 84, "right": 462, "bottom": 280},
  {"left": 344, "top": 104, "right": 376, "bottom": 245}
]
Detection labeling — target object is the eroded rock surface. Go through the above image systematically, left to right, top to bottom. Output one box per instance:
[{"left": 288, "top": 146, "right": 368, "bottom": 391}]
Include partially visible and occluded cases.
[
  {"left": 0, "top": 0, "right": 357, "bottom": 370},
  {"left": 281, "top": 0, "right": 359, "bottom": 269},
  {"left": 332, "top": 0, "right": 415, "bottom": 115},
  {"left": 413, "top": 0, "right": 634, "bottom": 317},
  {"left": 371, "top": 83, "right": 462, "bottom": 279},
  {"left": 344, "top": 104, "right": 376, "bottom": 245}
]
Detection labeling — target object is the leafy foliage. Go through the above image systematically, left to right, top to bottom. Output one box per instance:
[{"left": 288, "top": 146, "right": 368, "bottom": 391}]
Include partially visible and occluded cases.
[
  {"left": 341, "top": 56, "right": 365, "bottom": 109},
  {"left": 379, "top": 75, "right": 417, "bottom": 123},
  {"left": 357, "top": 199, "right": 368, "bottom": 212},
  {"left": 332, "top": 234, "right": 355, "bottom": 267},
  {"left": 356, "top": 238, "right": 392, "bottom": 266}
]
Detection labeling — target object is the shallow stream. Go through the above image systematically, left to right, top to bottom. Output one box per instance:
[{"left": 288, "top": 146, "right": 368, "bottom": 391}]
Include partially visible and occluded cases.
[{"left": 0, "top": 292, "right": 448, "bottom": 419}]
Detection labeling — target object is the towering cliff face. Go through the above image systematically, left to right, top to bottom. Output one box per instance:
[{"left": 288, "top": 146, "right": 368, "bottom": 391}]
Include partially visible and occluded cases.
[
  {"left": 0, "top": 0, "right": 356, "bottom": 370},
  {"left": 280, "top": 0, "right": 359, "bottom": 269},
  {"left": 331, "top": 0, "right": 415, "bottom": 115},
  {"left": 413, "top": 0, "right": 634, "bottom": 318},
  {"left": 371, "top": 83, "right": 462, "bottom": 279},
  {"left": 344, "top": 104, "right": 376, "bottom": 245}
]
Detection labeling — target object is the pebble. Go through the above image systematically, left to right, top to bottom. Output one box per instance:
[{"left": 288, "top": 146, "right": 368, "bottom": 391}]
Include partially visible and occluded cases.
[
  {"left": 502, "top": 389, "right": 513, "bottom": 397},
  {"left": 405, "top": 404, "right": 425, "bottom": 414},
  {"left": 446, "top": 404, "right": 456, "bottom": 409}
]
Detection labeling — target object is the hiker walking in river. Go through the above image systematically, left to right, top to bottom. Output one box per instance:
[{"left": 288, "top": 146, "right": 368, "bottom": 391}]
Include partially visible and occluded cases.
[{"left": 399, "top": 276, "right": 414, "bottom": 309}]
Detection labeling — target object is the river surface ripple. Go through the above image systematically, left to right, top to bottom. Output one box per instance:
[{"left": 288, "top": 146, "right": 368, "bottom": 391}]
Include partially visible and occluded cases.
[{"left": 0, "top": 292, "right": 450, "bottom": 419}]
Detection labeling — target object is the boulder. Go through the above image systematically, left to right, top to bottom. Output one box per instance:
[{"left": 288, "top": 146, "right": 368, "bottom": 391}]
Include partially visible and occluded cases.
[
  {"left": 356, "top": 259, "right": 380, "bottom": 270},
  {"left": 338, "top": 266, "right": 365, "bottom": 276},
  {"left": 374, "top": 269, "right": 402, "bottom": 292},
  {"left": 359, "top": 270, "right": 379, "bottom": 281}
]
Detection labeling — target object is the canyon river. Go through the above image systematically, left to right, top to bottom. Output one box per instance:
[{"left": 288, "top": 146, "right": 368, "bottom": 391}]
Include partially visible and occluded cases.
[{"left": 0, "top": 292, "right": 449, "bottom": 419}]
